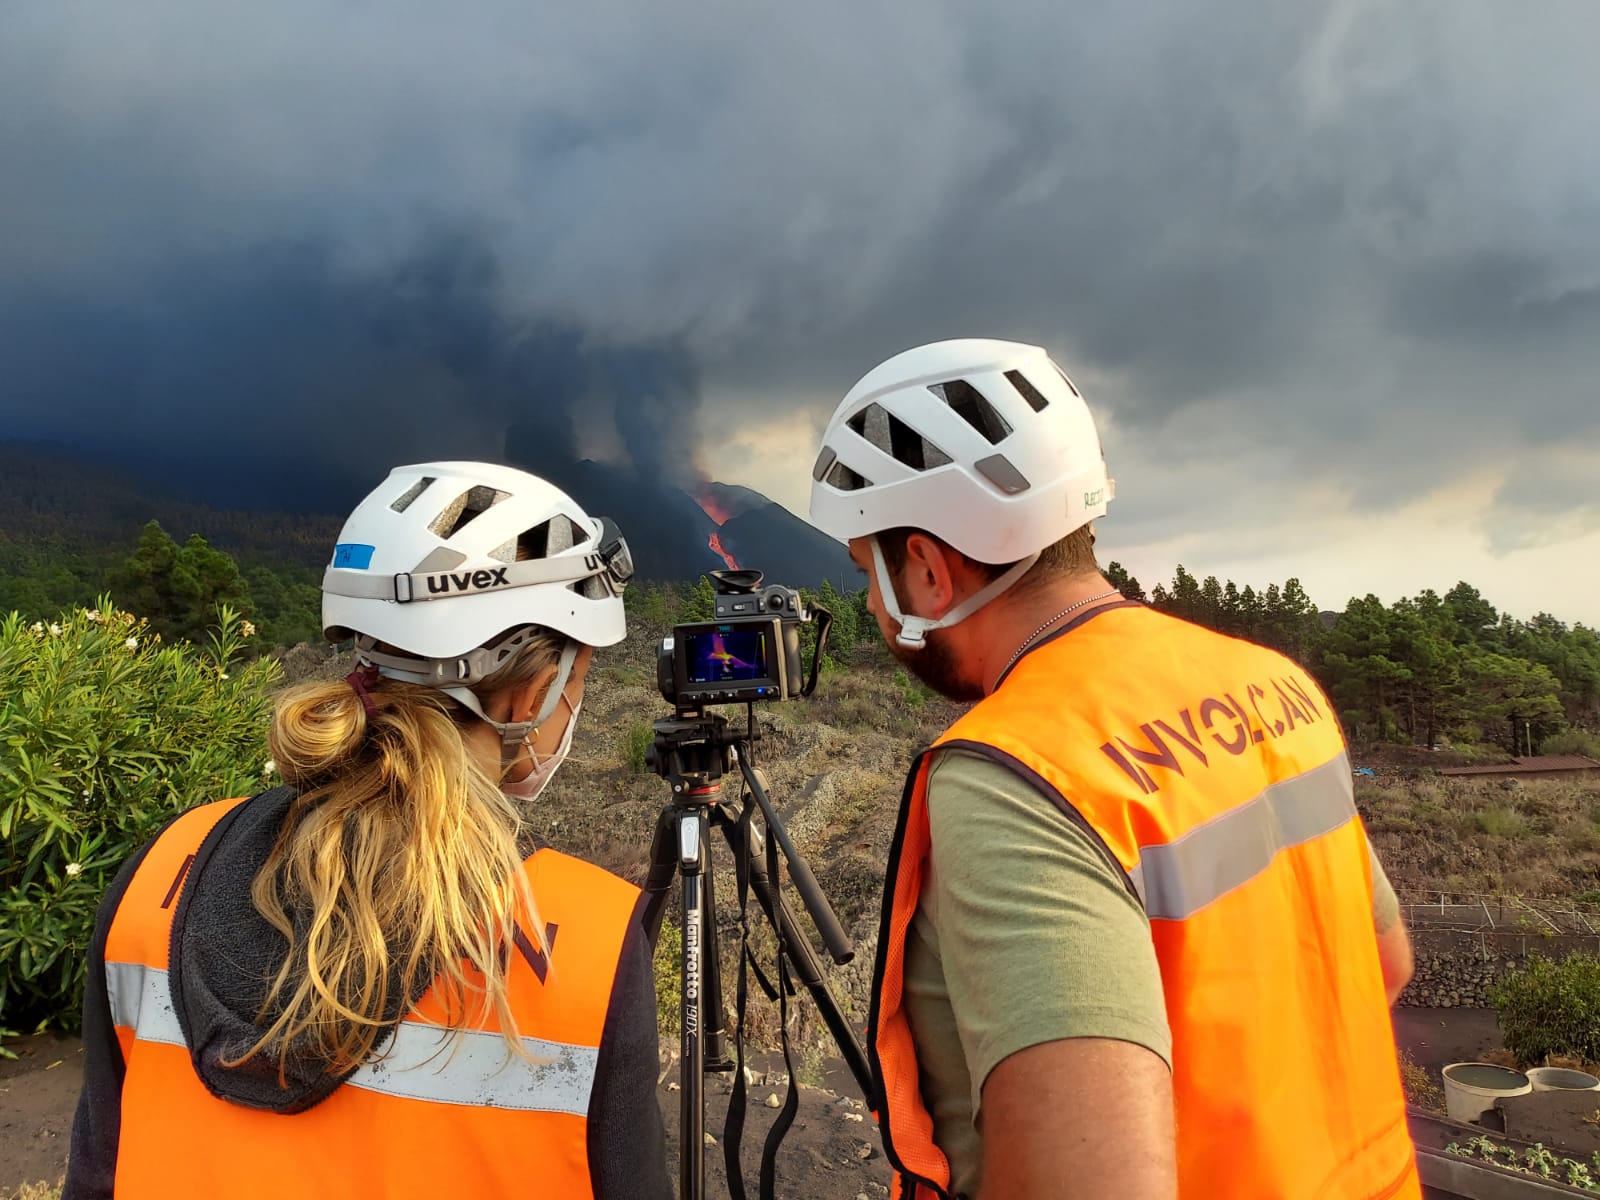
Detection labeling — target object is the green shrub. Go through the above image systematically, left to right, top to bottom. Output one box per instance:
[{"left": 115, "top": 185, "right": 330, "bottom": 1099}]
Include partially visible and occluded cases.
[
  {"left": 0, "top": 600, "right": 279, "bottom": 1051},
  {"left": 892, "top": 668, "right": 930, "bottom": 711},
  {"left": 623, "top": 721, "right": 656, "bottom": 774},
  {"left": 1541, "top": 729, "right": 1600, "bottom": 759},
  {"left": 1476, "top": 806, "right": 1527, "bottom": 838},
  {"left": 653, "top": 920, "right": 682, "bottom": 1039},
  {"left": 1489, "top": 953, "right": 1600, "bottom": 1065},
  {"left": 1398, "top": 1049, "right": 1444, "bottom": 1112}
]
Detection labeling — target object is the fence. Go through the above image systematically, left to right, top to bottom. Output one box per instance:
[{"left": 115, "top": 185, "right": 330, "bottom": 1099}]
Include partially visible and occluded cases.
[
  {"left": 1395, "top": 891, "right": 1600, "bottom": 1008},
  {"left": 1399, "top": 891, "right": 1600, "bottom": 938}
]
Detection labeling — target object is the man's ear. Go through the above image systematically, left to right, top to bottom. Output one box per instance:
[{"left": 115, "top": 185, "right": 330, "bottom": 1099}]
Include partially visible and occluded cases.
[{"left": 902, "top": 532, "right": 960, "bottom": 618}]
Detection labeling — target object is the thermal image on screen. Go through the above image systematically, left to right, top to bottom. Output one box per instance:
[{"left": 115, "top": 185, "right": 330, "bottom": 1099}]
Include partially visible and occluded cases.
[{"left": 688, "top": 629, "right": 767, "bottom": 683}]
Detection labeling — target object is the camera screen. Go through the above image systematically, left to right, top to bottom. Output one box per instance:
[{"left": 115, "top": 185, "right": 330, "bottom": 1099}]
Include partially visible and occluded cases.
[{"left": 685, "top": 627, "right": 769, "bottom": 684}]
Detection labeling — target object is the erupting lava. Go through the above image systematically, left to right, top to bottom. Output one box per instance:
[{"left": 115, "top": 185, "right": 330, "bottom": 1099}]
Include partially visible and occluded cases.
[
  {"left": 694, "top": 485, "right": 742, "bottom": 570},
  {"left": 697, "top": 489, "right": 735, "bottom": 526},
  {"left": 707, "top": 531, "right": 739, "bottom": 571}
]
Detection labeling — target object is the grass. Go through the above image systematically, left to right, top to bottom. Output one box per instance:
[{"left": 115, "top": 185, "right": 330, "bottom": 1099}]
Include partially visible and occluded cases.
[
  {"left": 606, "top": 664, "right": 650, "bottom": 690},
  {"left": 622, "top": 720, "right": 655, "bottom": 774},
  {"left": 1359, "top": 775, "right": 1600, "bottom": 900},
  {"left": 1476, "top": 807, "right": 1528, "bottom": 838},
  {"left": 653, "top": 920, "right": 682, "bottom": 1040},
  {"left": 1398, "top": 1049, "right": 1444, "bottom": 1113},
  {"left": 6, "top": 1182, "right": 62, "bottom": 1200}
]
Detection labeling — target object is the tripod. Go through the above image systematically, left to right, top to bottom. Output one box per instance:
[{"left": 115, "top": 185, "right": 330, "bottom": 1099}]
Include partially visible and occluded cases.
[{"left": 641, "top": 706, "right": 872, "bottom": 1200}]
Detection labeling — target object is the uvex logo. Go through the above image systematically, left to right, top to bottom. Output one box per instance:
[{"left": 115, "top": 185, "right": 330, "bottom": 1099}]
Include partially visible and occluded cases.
[{"left": 424, "top": 567, "right": 510, "bottom": 595}]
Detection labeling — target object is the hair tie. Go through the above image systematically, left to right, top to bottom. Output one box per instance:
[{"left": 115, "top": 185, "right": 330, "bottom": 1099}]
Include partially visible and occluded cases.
[{"left": 344, "top": 664, "right": 382, "bottom": 720}]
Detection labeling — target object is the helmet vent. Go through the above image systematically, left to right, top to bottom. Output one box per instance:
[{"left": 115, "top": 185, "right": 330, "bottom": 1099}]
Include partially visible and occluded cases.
[
  {"left": 1005, "top": 370, "right": 1050, "bottom": 413},
  {"left": 930, "top": 380, "right": 1012, "bottom": 444},
  {"left": 847, "top": 402, "right": 952, "bottom": 471},
  {"left": 824, "top": 460, "right": 873, "bottom": 492},
  {"left": 390, "top": 476, "right": 436, "bottom": 513},
  {"left": 429, "top": 486, "right": 510, "bottom": 539},
  {"left": 494, "top": 514, "right": 590, "bottom": 564}
]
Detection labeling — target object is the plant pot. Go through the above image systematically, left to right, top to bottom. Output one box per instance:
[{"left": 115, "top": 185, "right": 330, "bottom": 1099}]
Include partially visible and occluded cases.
[
  {"left": 1441, "top": 1063, "right": 1532, "bottom": 1124},
  {"left": 1525, "top": 1066, "right": 1600, "bottom": 1092}
]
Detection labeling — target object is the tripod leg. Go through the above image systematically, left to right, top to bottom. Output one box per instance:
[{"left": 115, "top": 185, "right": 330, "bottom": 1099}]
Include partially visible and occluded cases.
[
  {"left": 678, "top": 809, "right": 708, "bottom": 1200},
  {"left": 713, "top": 810, "right": 874, "bottom": 1103},
  {"left": 701, "top": 839, "right": 733, "bottom": 1073}
]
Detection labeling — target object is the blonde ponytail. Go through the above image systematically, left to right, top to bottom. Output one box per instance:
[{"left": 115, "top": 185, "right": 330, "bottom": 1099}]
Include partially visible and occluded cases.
[{"left": 233, "top": 633, "right": 565, "bottom": 1073}]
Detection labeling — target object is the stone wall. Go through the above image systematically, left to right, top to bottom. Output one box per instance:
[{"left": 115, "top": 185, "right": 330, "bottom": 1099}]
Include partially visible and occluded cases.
[{"left": 1399, "top": 928, "right": 1600, "bottom": 1008}]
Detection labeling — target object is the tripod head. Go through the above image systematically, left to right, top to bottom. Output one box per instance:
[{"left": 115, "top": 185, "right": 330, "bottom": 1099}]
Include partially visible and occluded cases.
[{"left": 644, "top": 707, "right": 752, "bottom": 803}]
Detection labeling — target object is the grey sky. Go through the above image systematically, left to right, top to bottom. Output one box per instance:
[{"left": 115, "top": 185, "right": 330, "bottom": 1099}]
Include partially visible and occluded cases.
[{"left": 3, "top": 1, "right": 1597, "bottom": 620}]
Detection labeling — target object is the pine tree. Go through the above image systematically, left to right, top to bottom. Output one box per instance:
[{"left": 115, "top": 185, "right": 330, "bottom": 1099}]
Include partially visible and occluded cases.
[{"left": 105, "top": 522, "right": 255, "bottom": 644}]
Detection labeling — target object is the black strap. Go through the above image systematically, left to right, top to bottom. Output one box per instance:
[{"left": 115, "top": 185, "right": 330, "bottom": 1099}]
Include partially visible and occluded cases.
[
  {"left": 800, "top": 608, "right": 833, "bottom": 698},
  {"left": 722, "top": 805, "right": 756, "bottom": 1200},
  {"left": 639, "top": 806, "right": 676, "bottom": 945},
  {"left": 757, "top": 822, "right": 800, "bottom": 1200}
]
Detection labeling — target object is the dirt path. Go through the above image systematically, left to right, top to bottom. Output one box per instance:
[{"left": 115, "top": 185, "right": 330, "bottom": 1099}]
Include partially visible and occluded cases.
[
  {"left": 1393, "top": 1007, "right": 1505, "bottom": 1078},
  {"left": 0, "top": 1034, "right": 83, "bottom": 1195}
]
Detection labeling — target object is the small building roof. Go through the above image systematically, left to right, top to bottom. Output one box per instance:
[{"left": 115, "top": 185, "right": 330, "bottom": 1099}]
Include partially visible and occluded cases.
[{"left": 1438, "top": 754, "right": 1600, "bottom": 777}]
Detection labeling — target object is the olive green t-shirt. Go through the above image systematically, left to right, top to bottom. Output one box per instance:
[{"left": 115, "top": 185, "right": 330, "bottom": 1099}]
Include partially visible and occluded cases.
[
  {"left": 903, "top": 749, "right": 1172, "bottom": 1199},
  {"left": 902, "top": 750, "right": 1401, "bottom": 1198}
]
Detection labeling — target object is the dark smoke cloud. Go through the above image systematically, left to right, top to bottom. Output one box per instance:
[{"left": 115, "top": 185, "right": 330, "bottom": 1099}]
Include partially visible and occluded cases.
[
  {"left": 1, "top": 0, "right": 1597, "bottom": 581},
  {"left": 0, "top": 229, "right": 702, "bottom": 508}
]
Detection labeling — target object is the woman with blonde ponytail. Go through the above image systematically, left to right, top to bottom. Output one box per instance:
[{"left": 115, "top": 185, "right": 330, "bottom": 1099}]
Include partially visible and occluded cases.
[{"left": 67, "top": 463, "right": 670, "bottom": 1200}]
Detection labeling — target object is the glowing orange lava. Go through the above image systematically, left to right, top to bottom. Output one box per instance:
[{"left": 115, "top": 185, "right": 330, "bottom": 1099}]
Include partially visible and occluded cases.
[
  {"left": 695, "top": 485, "right": 741, "bottom": 569},
  {"left": 696, "top": 486, "right": 735, "bottom": 526},
  {"left": 708, "top": 531, "right": 739, "bottom": 571}
]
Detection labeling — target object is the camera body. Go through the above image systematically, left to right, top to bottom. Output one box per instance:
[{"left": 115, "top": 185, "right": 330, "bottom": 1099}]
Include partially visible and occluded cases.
[{"left": 658, "top": 569, "right": 812, "bottom": 709}]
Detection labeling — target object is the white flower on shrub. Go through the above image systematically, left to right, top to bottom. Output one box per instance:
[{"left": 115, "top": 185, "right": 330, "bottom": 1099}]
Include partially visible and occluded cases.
[
  {"left": 86, "top": 610, "right": 103, "bottom": 623},
  {"left": 240, "top": 620, "right": 257, "bottom": 638},
  {"left": 29, "top": 621, "right": 43, "bottom": 634},
  {"left": 49, "top": 623, "right": 62, "bottom": 636},
  {"left": 125, "top": 636, "right": 139, "bottom": 650},
  {"left": 219, "top": 672, "right": 230, "bottom": 680},
  {"left": 263, "top": 759, "right": 277, "bottom": 777},
  {"left": 66, "top": 863, "right": 82, "bottom": 877}
]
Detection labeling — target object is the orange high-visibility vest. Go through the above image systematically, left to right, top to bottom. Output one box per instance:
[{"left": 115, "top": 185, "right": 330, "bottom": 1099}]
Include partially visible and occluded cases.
[
  {"left": 869, "top": 602, "right": 1419, "bottom": 1200},
  {"left": 102, "top": 796, "right": 641, "bottom": 1199}
]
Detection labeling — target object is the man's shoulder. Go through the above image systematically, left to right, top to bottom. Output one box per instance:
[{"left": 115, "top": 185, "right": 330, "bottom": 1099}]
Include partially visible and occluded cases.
[
  {"left": 926, "top": 744, "right": 1046, "bottom": 805},
  {"left": 923, "top": 746, "right": 1130, "bottom": 879}
]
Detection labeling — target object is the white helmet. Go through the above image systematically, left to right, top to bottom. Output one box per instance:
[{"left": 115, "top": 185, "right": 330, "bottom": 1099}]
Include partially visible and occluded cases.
[
  {"left": 809, "top": 339, "right": 1113, "bottom": 647},
  {"left": 810, "top": 339, "right": 1112, "bottom": 561},
  {"left": 321, "top": 462, "right": 632, "bottom": 668}
]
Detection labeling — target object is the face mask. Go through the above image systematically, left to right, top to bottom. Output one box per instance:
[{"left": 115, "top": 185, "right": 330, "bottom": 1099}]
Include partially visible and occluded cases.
[{"left": 502, "top": 695, "right": 579, "bottom": 800}]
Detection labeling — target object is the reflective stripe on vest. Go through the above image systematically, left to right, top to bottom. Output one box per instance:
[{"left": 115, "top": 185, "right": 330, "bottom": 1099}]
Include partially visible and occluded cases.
[
  {"left": 869, "top": 604, "right": 1421, "bottom": 1200},
  {"left": 1127, "top": 752, "right": 1356, "bottom": 920},
  {"left": 102, "top": 795, "right": 639, "bottom": 1200},
  {"left": 104, "top": 961, "right": 599, "bottom": 1114}
]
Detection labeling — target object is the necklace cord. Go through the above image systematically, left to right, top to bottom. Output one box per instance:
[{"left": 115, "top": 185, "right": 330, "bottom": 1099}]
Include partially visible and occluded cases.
[{"left": 997, "top": 589, "right": 1122, "bottom": 683}]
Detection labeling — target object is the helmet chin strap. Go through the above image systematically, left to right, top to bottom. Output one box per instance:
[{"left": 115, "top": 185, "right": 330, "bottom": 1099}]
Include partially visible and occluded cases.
[
  {"left": 869, "top": 535, "right": 1040, "bottom": 650},
  {"left": 437, "top": 639, "right": 581, "bottom": 764}
]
